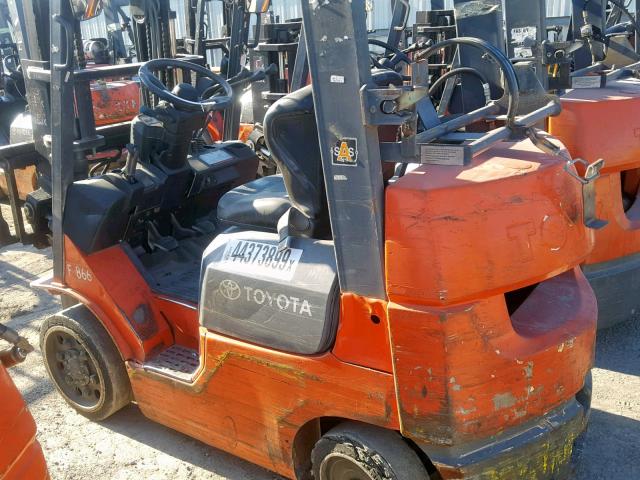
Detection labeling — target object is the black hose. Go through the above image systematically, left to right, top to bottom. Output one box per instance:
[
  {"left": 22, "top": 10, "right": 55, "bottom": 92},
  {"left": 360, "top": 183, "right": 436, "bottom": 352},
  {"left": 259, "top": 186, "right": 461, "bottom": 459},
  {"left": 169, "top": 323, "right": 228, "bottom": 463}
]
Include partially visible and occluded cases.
[
  {"left": 417, "top": 37, "right": 520, "bottom": 124},
  {"left": 428, "top": 67, "right": 489, "bottom": 97}
]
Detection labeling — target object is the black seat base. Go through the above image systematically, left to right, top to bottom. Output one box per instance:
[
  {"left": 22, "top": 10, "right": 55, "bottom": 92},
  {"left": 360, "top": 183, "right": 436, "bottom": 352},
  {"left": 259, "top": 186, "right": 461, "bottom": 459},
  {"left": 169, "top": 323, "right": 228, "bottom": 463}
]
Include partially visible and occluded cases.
[{"left": 216, "top": 174, "right": 290, "bottom": 232}]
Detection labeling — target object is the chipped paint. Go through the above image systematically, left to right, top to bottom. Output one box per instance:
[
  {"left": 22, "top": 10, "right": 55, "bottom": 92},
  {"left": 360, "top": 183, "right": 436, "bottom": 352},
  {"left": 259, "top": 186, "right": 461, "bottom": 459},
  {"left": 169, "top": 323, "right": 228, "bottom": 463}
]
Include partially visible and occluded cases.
[
  {"left": 523, "top": 361, "right": 534, "bottom": 379},
  {"left": 493, "top": 392, "right": 517, "bottom": 411},
  {"left": 457, "top": 406, "right": 477, "bottom": 415}
]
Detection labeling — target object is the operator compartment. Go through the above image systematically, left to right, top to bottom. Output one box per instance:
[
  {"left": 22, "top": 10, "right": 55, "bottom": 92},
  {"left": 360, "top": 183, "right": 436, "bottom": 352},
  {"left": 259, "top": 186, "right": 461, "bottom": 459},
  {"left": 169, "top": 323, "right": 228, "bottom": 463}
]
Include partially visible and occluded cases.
[{"left": 63, "top": 63, "right": 260, "bottom": 302}]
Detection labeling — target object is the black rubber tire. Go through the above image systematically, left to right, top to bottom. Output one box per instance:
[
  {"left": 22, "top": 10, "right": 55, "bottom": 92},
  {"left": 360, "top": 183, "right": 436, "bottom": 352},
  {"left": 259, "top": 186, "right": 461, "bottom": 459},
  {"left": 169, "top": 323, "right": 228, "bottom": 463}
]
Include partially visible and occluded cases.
[
  {"left": 40, "top": 304, "right": 132, "bottom": 421},
  {"left": 311, "top": 422, "right": 430, "bottom": 480}
]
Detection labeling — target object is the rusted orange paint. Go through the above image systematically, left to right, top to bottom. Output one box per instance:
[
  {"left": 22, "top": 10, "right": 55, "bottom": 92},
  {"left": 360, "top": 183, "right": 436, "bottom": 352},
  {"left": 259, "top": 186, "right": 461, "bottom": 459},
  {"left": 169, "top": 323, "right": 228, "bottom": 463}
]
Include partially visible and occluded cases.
[
  {"left": 549, "top": 79, "right": 640, "bottom": 265},
  {"left": 385, "top": 138, "right": 595, "bottom": 446},
  {"left": 0, "top": 167, "right": 37, "bottom": 201},
  {"left": 59, "top": 239, "right": 173, "bottom": 361},
  {"left": 387, "top": 268, "right": 595, "bottom": 445},
  {"left": 129, "top": 333, "right": 398, "bottom": 478},
  {"left": 0, "top": 360, "right": 49, "bottom": 480}
]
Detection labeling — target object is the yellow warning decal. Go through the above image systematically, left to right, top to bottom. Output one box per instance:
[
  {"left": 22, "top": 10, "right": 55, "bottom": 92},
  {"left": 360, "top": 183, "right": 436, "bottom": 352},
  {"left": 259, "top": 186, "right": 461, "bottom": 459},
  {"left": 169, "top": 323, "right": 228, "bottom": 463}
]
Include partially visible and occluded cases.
[{"left": 331, "top": 138, "right": 358, "bottom": 166}]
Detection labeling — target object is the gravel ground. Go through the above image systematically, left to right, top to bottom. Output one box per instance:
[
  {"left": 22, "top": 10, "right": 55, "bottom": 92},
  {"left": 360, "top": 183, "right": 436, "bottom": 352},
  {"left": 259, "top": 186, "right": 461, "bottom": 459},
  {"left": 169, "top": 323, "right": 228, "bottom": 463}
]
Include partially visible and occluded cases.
[{"left": 1, "top": 204, "right": 639, "bottom": 480}]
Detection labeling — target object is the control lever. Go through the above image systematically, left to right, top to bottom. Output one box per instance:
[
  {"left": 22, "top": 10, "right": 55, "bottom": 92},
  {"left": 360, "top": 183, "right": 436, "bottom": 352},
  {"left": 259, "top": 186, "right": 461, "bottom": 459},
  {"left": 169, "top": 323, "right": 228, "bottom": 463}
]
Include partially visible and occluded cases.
[
  {"left": 229, "top": 63, "right": 278, "bottom": 88},
  {"left": 124, "top": 143, "right": 139, "bottom": 183}
]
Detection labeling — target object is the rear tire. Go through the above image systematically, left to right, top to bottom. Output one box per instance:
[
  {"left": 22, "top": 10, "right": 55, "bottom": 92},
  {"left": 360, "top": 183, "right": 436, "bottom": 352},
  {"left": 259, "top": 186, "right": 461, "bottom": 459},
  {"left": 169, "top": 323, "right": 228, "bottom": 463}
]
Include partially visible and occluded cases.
[
  {"left": 40, "top": 304, "right": 131, "bottom": 421},
  {"left": 311, "top": 422, "right": 429, "bottom": 480}
]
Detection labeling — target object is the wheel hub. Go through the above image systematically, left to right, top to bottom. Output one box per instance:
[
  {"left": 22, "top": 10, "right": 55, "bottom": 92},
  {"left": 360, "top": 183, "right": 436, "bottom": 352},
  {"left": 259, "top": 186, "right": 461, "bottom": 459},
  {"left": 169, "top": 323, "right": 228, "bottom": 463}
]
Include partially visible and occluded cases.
[
  {"left": 45, "top": 329, "right": 104, "bottom": 409},
  {"left": 58, "top": 348, "right": 95, "bottom": 387},
  {"left": 320, "top": 453, "right": 376, "bottom": 480}
]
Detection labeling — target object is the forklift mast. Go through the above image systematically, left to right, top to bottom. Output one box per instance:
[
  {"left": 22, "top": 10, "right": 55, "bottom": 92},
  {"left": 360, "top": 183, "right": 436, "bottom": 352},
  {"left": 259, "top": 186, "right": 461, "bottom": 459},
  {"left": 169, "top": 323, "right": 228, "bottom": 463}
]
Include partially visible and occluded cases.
[{"left": 301, "top": 0, "right": 386, "bottom": 296}]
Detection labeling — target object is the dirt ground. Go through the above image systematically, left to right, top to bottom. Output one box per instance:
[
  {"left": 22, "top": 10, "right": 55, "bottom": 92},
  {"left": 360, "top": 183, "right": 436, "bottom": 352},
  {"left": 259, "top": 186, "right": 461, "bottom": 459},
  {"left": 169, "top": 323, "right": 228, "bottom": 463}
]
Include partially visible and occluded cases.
[{"left": 1, "top": 204, "right": 639, "bottom": 480}]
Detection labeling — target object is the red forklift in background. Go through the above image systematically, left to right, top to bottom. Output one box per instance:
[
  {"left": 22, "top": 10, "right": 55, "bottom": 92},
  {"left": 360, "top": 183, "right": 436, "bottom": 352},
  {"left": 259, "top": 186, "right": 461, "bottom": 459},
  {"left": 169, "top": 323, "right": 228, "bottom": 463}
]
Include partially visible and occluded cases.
[
  {"left": 15, "top": 0, "right": 600, "bottom": 478},
  {"left": 0, "top": 323, "right": 49, "bottom": 480}
]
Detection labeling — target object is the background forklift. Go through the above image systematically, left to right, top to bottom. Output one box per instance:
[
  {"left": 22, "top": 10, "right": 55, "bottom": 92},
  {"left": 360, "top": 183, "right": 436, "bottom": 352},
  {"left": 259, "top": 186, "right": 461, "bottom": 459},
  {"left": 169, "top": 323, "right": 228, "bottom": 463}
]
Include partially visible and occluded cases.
[
  {"left": 0, "top": 0, "right": 208, "bottom": 248},
  {"left": 29, "top": 0, "right": 599, "bottom": 479},
  {"left": 503, "top": 0, "right": 640, "bottom": 330},
  {"left": 548, "top": 0, "right": 640, "bottom": 329}
]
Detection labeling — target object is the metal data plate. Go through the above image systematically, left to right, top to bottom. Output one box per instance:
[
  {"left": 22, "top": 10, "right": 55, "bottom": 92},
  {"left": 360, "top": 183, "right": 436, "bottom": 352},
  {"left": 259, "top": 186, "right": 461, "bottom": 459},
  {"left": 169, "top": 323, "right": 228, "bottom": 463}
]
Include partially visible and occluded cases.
[
  {"left": 571, "top": 75, "right": 607, "bottom": 89},
  {"left": 420, "top": 143, "right": 471, "bottom": 166}
]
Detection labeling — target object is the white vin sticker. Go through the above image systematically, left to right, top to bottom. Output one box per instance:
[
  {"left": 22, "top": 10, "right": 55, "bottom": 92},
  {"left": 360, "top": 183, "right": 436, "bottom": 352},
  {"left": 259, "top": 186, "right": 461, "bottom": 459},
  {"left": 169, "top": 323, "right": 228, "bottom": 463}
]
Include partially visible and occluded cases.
[{"left": 221, "top": 239, "right": 303, "bottom": 281}]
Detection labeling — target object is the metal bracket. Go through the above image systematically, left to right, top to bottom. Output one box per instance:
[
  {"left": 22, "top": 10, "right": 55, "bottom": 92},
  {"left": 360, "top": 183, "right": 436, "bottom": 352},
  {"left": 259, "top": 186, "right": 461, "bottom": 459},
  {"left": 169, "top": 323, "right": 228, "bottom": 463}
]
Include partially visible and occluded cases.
[
  {"left": 360, "top": 85, "right": 428, "bottom": 126},
  {"left": 565, "top": 158, "right": 608, "bottom": 230}
]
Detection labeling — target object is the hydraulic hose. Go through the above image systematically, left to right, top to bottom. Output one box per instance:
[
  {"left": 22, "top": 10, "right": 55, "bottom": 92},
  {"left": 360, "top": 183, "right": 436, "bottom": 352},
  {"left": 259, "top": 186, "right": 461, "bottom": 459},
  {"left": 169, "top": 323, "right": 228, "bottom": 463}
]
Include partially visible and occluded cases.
[{"left": 417, "top": 37, "right": 520, "bottom": 124}]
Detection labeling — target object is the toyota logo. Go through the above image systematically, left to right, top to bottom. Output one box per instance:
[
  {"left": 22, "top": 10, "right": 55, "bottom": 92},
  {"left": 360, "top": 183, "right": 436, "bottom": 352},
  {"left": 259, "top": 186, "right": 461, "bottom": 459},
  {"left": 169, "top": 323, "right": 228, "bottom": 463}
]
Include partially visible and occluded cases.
[{"left": 219, "top": 279, "right": 241, "bottom": 301}]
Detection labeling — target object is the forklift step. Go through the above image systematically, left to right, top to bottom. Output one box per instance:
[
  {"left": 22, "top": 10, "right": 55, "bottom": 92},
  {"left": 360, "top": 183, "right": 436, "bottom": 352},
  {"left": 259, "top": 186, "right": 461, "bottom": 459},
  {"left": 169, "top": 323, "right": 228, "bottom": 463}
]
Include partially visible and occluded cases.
[{"left": 143, "top": 345, "right": 200, "bottom": 381}]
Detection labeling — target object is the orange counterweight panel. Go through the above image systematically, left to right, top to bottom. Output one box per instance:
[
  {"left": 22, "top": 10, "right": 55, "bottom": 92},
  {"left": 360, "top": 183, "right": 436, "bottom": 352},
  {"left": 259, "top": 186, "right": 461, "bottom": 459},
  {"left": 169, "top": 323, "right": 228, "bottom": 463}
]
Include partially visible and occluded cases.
[
  {"left": 385, "top": 138, "right": 595, "bottom": 475},
  {"left": 386, "top": 138, "right": 594, "bottom": 306},
  {"left": 387, "top": 268, "right": 595, "bottom": 446},
  {"left": 0, "top": 362, "right": 49, "bottom": 480}
]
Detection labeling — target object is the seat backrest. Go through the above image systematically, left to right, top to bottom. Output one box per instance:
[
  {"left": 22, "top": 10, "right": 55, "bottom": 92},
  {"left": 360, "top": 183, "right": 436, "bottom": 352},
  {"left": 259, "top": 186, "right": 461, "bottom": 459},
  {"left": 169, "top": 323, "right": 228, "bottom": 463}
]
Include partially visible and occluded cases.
[
  {"left": 263, "top": 71, "right": 404, "bottom": 239},
  {"left": 264, "top": 85, "right": 325, "bottom": 227}
]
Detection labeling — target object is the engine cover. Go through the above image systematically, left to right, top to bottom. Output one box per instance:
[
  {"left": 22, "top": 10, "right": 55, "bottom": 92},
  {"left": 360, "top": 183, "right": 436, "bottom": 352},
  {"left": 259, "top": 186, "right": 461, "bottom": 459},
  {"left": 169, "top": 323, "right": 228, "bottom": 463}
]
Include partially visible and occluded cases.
[{"left": 200, "top": 230, "right": 339, "bottom": 355}]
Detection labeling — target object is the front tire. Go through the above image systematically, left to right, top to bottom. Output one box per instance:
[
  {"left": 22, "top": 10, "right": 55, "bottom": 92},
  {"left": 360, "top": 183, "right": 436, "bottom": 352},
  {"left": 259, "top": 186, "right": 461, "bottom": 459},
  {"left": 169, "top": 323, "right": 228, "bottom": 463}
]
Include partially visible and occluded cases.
[
  {"left": 40, "top": 304, "right": 131, "bottom": 421},
  {"left": 311, "top": 422, "right": 430, "bottom": 480}
]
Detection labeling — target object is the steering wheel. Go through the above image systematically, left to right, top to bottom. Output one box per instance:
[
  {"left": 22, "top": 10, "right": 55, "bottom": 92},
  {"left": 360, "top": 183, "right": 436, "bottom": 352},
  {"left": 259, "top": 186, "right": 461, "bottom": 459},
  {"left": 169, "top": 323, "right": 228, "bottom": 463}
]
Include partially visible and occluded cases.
[
  {"left": 368, "top": 39, "right": 411, "bottom": 71},
  {"left": 138, "top": 58, "right": 233, "bottom": 112}
]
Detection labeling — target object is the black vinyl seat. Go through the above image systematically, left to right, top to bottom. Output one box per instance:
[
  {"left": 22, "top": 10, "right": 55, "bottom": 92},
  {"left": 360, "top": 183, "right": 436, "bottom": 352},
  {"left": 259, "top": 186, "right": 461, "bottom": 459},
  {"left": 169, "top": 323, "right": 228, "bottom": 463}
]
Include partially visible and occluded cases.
[
  {"left": 217, "top": 70, "right": 403, "bottom": 234},
  {"left": 217, "top": 84, "right": 322, "bottom": 233},
  {"left": 216, "top": 174, "right": 290, "bottom": 231}
]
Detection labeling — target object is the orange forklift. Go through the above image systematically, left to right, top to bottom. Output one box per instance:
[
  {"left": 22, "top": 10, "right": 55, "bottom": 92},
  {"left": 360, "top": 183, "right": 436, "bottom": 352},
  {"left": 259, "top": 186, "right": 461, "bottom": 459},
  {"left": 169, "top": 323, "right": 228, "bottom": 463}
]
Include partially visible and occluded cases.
[
  {"left": 31, "top": 0, "right": 598, "bottom": 478},
  {"left": 505, "top": 0, "right": 640, "bottom": 329},
  {"left": 547, "top": 0, "right": 640, "bottom": 329},
  {"left": 0, "top": 323, "right": 49, "bottom": 480}
]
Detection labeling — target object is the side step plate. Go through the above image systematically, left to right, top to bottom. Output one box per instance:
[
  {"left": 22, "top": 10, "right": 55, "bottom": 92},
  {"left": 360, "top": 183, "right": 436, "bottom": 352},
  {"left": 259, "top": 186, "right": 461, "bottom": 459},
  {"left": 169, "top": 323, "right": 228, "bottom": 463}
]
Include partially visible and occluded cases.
[{"left": 143, "top": 345, "right": 200, "bottom": 381}]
